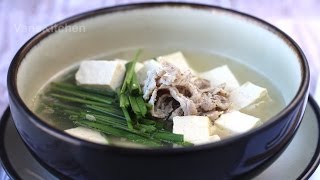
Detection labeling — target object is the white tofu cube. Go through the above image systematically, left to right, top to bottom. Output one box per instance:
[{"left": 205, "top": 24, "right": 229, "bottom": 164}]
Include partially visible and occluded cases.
[
  {"left": 157, "top": 51, "right": 193, "bottom": 72},
  {"left": 116, "top": 59, "right": 143, "bottom": 73},
  {"left": 137, "top": 59, "right": 162, "bottom": 84},
  {"left": 75, "top": 60, "right": 125, "bottom": 91},
  {"left": 135, "top": 62, "right": 144, "bottom": 72},
  {"left": 199, "top": 65, "right": 240, "bottom": 91},
  {"left": 229, "top": 82, "right": 269, "bottom": 111},
  {"left": 212, "top": 111, "right": 261, "bottom": 138},
  {"left": 173, "top": 116, "right": 213, "bottom": 144},
  {"left": 65, "top": 127, "right": 108, "bottom": 145},
  {"left": 191, "top": 135, "right": 221, "bottom": 145},
  {"left": 209, "top": 135, "right": 221, "bottom": 142}
]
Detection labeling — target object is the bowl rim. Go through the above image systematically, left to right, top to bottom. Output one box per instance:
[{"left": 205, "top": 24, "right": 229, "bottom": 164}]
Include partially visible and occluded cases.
[{"left": 7, "top": 2, "right": 310, "bottom": 154}]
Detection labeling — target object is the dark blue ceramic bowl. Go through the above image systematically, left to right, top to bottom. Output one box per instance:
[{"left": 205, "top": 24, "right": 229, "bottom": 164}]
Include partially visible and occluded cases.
[{"left": 7, "top": 3, "right": 309, "bottom": 180}]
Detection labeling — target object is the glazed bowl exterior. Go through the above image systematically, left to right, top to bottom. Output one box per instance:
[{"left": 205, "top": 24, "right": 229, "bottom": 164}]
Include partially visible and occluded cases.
[{"left": 7, "top": 3, "right": 309, "bottom": 180}]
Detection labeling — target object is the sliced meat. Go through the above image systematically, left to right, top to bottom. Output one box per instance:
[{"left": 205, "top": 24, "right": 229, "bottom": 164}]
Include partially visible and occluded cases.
[
  {"left": 143, "top": 61, "right": 230, "bottom": 121},
  {"left": 193, "top": 78, "right": 211, "bottom": 89},
  {"left": 166, "top": 86, "right": 198, "bottom": 116},
  {"left": 151, "top": 94, "right": 174, "bottom": 118}
]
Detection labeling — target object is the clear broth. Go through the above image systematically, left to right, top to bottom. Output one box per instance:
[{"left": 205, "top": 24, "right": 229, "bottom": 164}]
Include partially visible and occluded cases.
[{"left": 33, "top": 49, "right": 285, "bottom": 147}]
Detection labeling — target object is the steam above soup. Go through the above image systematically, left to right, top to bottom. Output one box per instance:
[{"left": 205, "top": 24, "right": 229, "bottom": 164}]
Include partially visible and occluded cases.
[{"left": 34, "top": 51, "right": 284, "bottom": 148}]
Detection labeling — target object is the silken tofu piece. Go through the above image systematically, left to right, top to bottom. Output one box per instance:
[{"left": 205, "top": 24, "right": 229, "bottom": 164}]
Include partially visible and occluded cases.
[
  {"left": 157, "top": 51, "right": 193, "bottom": 72},
  {"left": 116, "top": 59, "right": 143, "bottom": 72},
  {"left": 137, "top": 59, "right": 162, "bottom": 84},
  {"left": 75, "top": 60, "right": 125, "bottom": 91},
  {"left": 135, "top": 62, "right": 144, "bottom": 72},
  {"left": 199, "top": 65, "right": 240, "bottom": 91},
  {"left": 229, "top": 82, "right": 270, "bottom": 111},
  {"left": 212, "top": 111, "right": 261, "bottom": 138},
  {"left": 173, "top": 116, "right": 213, "bottom": 144},
  {"left": 65, "top": 127, "right": 108, "bottom": 145},
  {"left": 191, "top": 135, "right": 221, "bottom": 145},
  {"left": 209, "top": 135, "right": 221, "bottom": 142}
]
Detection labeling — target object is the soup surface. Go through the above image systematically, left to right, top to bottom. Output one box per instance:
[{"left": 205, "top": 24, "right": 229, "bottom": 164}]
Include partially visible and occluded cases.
[{"left": 33, "top": 49, "right": 285, "bottom": 148}]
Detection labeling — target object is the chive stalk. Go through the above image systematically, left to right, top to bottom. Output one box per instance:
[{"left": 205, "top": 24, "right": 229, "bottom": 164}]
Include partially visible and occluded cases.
[{"left": 37, "top": 50, "right": 193, "bottom": 147}]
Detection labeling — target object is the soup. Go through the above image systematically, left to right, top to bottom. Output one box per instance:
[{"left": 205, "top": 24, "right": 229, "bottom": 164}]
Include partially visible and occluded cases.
[{"left": 33, "top": 50, "right": 285, "bottom": 148}]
